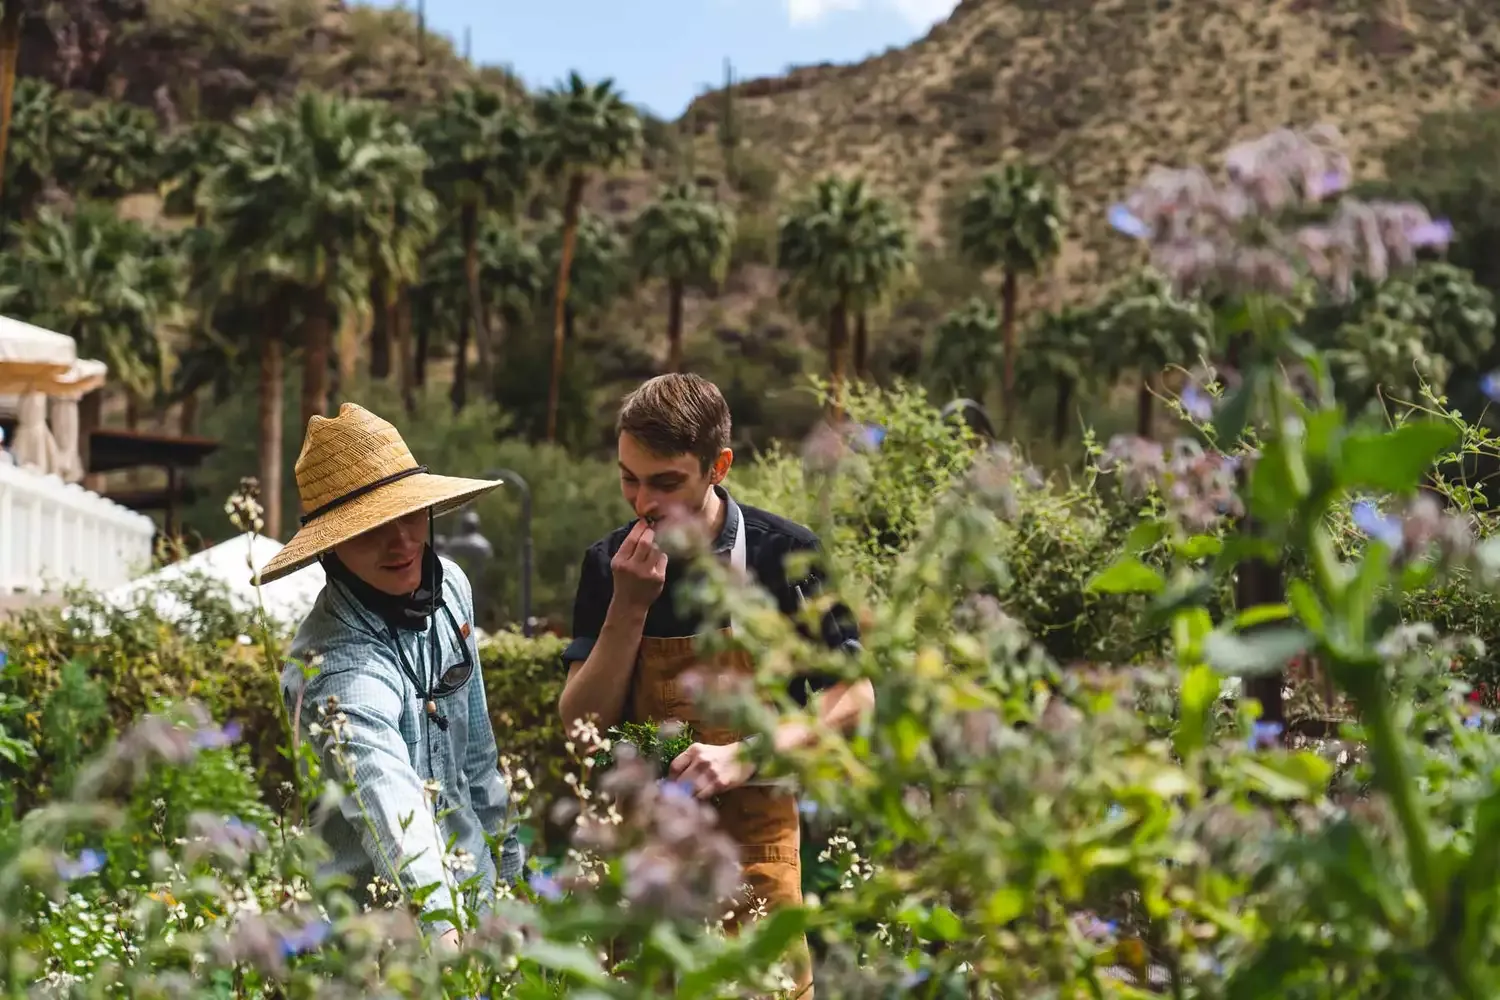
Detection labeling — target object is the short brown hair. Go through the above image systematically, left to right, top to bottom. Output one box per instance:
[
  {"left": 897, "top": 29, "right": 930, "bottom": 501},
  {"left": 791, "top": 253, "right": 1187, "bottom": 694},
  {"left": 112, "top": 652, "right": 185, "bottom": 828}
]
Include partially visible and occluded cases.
[{"left": 616, "top": 374, "right": 732, "bottom": 471}]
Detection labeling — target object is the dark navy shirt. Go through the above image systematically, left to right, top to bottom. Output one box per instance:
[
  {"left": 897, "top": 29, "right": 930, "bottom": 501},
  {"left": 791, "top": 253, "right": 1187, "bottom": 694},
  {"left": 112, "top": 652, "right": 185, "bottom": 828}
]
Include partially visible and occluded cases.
[{"left": 562, "top": 487, "right": 859, "bottom": 706}]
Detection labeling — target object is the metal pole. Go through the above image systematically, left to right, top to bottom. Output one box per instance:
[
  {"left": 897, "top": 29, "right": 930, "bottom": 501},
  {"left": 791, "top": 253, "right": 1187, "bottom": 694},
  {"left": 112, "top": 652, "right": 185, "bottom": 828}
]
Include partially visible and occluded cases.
[{"left": 482, "top": 468, "right": 533, "bottom": 637}]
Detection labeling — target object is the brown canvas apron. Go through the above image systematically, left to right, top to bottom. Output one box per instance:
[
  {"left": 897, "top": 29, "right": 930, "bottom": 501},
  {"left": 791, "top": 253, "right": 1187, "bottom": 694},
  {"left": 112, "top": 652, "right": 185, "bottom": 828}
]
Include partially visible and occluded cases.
[{"left": 626, "top": 514, "right": 814, "bottom": 996}]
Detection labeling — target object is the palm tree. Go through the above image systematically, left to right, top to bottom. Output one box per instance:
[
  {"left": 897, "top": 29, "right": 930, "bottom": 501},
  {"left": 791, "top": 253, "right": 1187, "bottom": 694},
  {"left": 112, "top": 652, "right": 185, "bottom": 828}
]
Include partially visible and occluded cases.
[
  {"left": 0, "top": 1, "right": 25, "bottom": 210},
  {"left": 533, "top": 73, "right": 641, "bottom": 442},
  {"left": 0, "top": 77, "right": 63, "bottom": 224},
  {"left": 415, "top": 86, "right": 531, "bottom": 409},
  {"left": 204, "top": 91, "right": 431, "bottom": 432},
  {"left": 67, "top": 100, "right": 161, "bottom": 200},
  {"left": 158, "top": 119, "right": 230, "bottom": 223},
  {"left": 365, "top": 139, "right": 437, "bottom": 405},
  {"left": 957, "top": 164, "right": 1067, "bottom": 435},
  {"left": 777, "top": 175, "right": 912, "bottom": 415},
  {"left": 630, "top": 183, "right": 735, "bottom": 372},
  {"left": 0, "top": 203, "right": 181, "bottom": 428},
  {"left": 538, "top": 210, "right": 626, "bottom": 342},
  {"left": 477, "top": 219, "right": 547, "bottom": 368},
  {"left": 1100, "top": 270, "right": 1211, "bottom": 439},
  {"left": 929, "top": 297, "right": 1000, "bottom": 403},
  {"left": 1017, "top": 305, "right": 1101, "bottom": 445}
]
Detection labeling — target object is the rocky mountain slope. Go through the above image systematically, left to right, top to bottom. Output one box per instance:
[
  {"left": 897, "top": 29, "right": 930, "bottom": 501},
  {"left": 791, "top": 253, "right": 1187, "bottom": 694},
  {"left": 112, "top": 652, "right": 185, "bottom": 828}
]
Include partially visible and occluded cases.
[
  {"left": 17, "top": 0, "right": 514, "bottom": 121},
  {"left": 684, "top": 0, "right": 1500, "bottom": 298}
]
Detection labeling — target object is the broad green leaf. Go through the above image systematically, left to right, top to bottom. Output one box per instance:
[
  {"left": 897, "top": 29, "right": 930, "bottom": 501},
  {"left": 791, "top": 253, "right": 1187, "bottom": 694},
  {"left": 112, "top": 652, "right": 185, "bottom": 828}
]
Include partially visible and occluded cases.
[
  {"left": 1213, "top": 365, "right": 1262, "bottom": 446},
  {"left": 1340, "top": 421, "right": 1459, "bottom": 493},
  {"left": 1123, "top": 519, "right": 1167, "bottom": 554},
  {"left": 1173, "top": 534, "right": 1223, "bottom": 560},
  {"left": 1087, "top": 557, "right": 1165, "bottom": 595},
  {"left": 1234, "top": 603, "right": 1292, "bottom": 630},
  {"left": 1202, "top": 626, "right": 1310, "bottom": 676},
  {"left": 1175, "top": 663, "right": 1218, "bottom": 762},
  {"left": 1240, "top": 753, "right": 1333, "bottom": 800},
  {"left": 985, "top": 887, "right": 1026, "bottom": 926},
  {"left": 925, "top": 905, "right": 964, "bottom": 941},
  {"left": 713, "top": 906, "right": 810, "bottom": 982},
  {"left": 521, "top": 940, "right": 609, "bottom": 985}
]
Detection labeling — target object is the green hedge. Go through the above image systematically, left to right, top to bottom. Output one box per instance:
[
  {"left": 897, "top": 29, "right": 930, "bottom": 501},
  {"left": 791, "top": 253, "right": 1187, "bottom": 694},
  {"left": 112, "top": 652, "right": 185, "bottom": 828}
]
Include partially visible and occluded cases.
[{"left": 0, "top": 579, "right": 577, "bottom": 851}]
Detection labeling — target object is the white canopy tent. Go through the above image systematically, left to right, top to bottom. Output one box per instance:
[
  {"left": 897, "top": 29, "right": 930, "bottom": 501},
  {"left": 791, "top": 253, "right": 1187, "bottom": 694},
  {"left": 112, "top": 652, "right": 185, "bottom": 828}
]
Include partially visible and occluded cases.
[
  {"left": 0, "top": 316, "right": 107, "bottom": 481},
  {"left": 101, "top": 533, "right": 327, "bottom": 633}
]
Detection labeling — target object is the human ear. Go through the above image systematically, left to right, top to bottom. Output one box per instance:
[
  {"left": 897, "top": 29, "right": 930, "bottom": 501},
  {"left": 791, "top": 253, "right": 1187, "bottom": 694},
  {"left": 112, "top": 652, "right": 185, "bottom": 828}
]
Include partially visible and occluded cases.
[{"left": 710, "top": 448, "right": 734, "bottom": 484}]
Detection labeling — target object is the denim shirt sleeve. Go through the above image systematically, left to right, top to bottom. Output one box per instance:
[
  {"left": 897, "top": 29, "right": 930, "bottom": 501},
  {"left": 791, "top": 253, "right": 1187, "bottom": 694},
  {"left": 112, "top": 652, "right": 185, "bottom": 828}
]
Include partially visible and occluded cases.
[
  {"left": 448, "top": 565, "right": 525, "bottom": 882},
  {"left": 295, "top": 636, "right": 458, "bottom": 924}
]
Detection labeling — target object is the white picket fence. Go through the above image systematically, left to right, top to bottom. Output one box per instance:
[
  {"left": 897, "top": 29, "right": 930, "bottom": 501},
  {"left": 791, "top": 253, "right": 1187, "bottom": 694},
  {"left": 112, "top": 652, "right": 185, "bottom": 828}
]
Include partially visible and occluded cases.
[{"left": 0, "top": 461, "right": 156, "bottom": 595}]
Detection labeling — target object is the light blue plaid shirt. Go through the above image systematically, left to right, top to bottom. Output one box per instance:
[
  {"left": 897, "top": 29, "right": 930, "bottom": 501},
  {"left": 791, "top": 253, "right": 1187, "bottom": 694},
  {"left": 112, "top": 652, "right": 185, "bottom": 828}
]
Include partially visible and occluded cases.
[{"left": 282, "top": 557, "right": 523, "bottom": 932}]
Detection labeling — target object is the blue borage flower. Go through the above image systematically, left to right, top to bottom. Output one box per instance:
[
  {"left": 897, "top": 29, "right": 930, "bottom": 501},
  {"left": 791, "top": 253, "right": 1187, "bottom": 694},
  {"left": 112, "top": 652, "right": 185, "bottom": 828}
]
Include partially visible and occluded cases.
[
  {"left": 1108, "top": 203, "right": 1152, "bottom": 239},
  {"left": 1481, "top": 371, "right": 1500, "bottom": 403},
  {"left": 1180, "top": 384, "right": 1213, "bottom": 422},
  {"left": 1351, "top": 499, "right": 1403, "bottom": 549},
  {"left": 191, "top": 721, "right": 243, "bottom": 751},
  {"left": 1248, "top": 721, "right": 1283, "bottom": 750},
  {"left": 55, "top": 848, "right": 105, "bottom": 881},
  {"left": 527, "top": 869, "right": 563, "bottom": 901},
  {"left": 277, "top": 918, "right": 330, "bottom": 958}
]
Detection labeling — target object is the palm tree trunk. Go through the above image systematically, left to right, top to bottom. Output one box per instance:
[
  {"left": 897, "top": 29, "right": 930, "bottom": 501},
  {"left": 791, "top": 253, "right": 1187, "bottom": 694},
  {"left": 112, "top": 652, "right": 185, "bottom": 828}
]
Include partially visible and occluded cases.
[
  {"left": 0, "top": 4, "right": 24, "bottom": 209},
  {"left": 546, "top": 172, "right": 588, "bottom": 444},
  {"left": 462, "top": 202, "right": 490, "bottom": 395},
  {"left": 1000, "top": 268, "right": 1018, "bottom": 436},
  {"left": 370, "top": 273, "right": 392, "bottom": 380},
  {"left": 667, "top": 276, "right": 684, "bottom": 373},
  {"left": 396, "top": 283, "right": 416, "bottom": 414},
  {"left": 301, "top": 286, "right": 331, "bottom": 431},
  {"left": 413, "top": 295, "right": 430, "bottom": 389},
  {"left": 450, "top": 298, "right": 471, "bottom": 414},
  {"left": 828, "top": 301, "right": 849, "bottom": 420},
  {"left": 853, "top": 312, "right": 869, "bottom": 380},
  {"left": 259, "top": 334, "right": 284, "bottom": 540},
  {"left": 1136, "top": 371, "right": 1156, "bottom": 439},
  {"left": 1053, "top": 376, "right": 1073, "bottom": 445},
  {"left": 179, "top": 390, "right": 198, "bottom": 436},
  {"left": 125, "top": 393, "right": 140, "bottom": 431}
]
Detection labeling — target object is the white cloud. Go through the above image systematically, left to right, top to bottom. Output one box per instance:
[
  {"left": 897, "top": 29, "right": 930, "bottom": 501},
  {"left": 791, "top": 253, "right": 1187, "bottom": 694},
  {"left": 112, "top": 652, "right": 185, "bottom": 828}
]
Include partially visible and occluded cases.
[{"left": 785, "top": 0, "right": 960, "bottom": 29}]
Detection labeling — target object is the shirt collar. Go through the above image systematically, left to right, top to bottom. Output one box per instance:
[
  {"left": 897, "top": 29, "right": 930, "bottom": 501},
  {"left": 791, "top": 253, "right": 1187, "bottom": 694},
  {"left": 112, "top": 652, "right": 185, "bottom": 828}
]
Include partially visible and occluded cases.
[{"left": 711, "top": 484, "right": 740, "bottom": 555}]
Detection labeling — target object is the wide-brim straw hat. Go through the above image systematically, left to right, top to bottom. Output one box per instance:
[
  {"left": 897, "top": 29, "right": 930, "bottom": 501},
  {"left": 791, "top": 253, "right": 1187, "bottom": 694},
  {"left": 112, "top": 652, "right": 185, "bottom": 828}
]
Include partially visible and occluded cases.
[{"left": 255, "top": 403, "right": 503, "bottom": 585}]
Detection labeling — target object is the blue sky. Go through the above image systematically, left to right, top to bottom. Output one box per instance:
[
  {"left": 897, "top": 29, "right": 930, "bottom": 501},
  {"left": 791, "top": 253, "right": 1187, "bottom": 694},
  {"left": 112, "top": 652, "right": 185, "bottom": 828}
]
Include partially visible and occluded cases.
[{"left": 370, "top": 0, "right": 959, "bottom": 118}]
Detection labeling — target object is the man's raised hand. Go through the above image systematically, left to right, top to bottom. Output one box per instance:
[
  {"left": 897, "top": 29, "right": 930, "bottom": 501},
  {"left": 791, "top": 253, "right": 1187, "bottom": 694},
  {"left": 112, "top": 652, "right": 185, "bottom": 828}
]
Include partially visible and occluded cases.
[{"left": 611, "top": 519, "right": 667, "bottom": 612}]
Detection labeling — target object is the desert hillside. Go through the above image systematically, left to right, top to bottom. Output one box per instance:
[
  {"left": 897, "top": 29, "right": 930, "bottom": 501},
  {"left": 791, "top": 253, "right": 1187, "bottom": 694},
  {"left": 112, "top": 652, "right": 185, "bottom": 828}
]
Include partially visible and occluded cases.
[{"left": 683, "top": 0, "right": 1500, "bottom": 297}]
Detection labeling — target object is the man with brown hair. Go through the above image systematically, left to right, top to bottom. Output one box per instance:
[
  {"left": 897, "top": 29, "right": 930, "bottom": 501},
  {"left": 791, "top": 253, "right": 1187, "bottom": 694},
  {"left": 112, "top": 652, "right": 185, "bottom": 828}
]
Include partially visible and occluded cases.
[{"left": 559, "top": 373, "right": 873, "bottom": 995}]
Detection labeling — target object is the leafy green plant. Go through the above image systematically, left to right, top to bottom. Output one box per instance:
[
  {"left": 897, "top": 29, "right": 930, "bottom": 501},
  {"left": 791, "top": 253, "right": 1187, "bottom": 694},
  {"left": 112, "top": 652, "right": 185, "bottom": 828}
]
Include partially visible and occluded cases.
[{"left": 589, "top": 720, "right": 698, "bottom": 775}]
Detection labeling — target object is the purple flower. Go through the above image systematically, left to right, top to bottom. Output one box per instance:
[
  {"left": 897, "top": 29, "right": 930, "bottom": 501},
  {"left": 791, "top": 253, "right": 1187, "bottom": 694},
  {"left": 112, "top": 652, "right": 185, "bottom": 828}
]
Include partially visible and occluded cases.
[
  {"left": 1308, "top": 168, "right": 1349, "bottom": 200},
  {"left": 1108, "top": 203, "right": 1153, "bottom": 239},
  {"left": 1407, "top": 219, "right": 1454, "bottom": 249},
  {"left": 1481, "top": 371, "right": 1500, "bottom": 403},
  {"left": 1181, "top": 385, "right": 1213, "bottom": 422},
  {"left": 858, "top": 424, "right": 887, "bottom": 450},
  {"left": 1352, "top": 500, "right": 1403, "bottom": 549},
  {"left": 0, "top": 648, "right": 7, "bottom": 668},
  {"left": 1464, "top": 711, "right": 1485, "bottom": 730},
  {"left": 1249, "top": 721, "right": 1284, "bottom": 750},
  {"left": 191, "top": 722, "right": 243, "bottom": 751},
  {"left": 658, "top": 778, "right": 695, "bottom": 800},
  {"left": 798, "top": 798, "right": 820, "bottom": 818},
  {"left": 55, "top": 848, "right": 105, "bottom": 881},
  {"left": 528, "top": 869, "right": 564, "bottom": 902},
  {"left": 277, "top": 918, "right": 330, "bottom": 958}
]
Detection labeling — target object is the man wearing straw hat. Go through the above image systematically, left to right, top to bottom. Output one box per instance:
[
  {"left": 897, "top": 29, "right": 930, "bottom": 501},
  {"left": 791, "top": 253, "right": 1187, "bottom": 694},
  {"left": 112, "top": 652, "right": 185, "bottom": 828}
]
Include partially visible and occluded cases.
[{"left": 260, "top": 403, "right": 523, "bottom": 946}]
